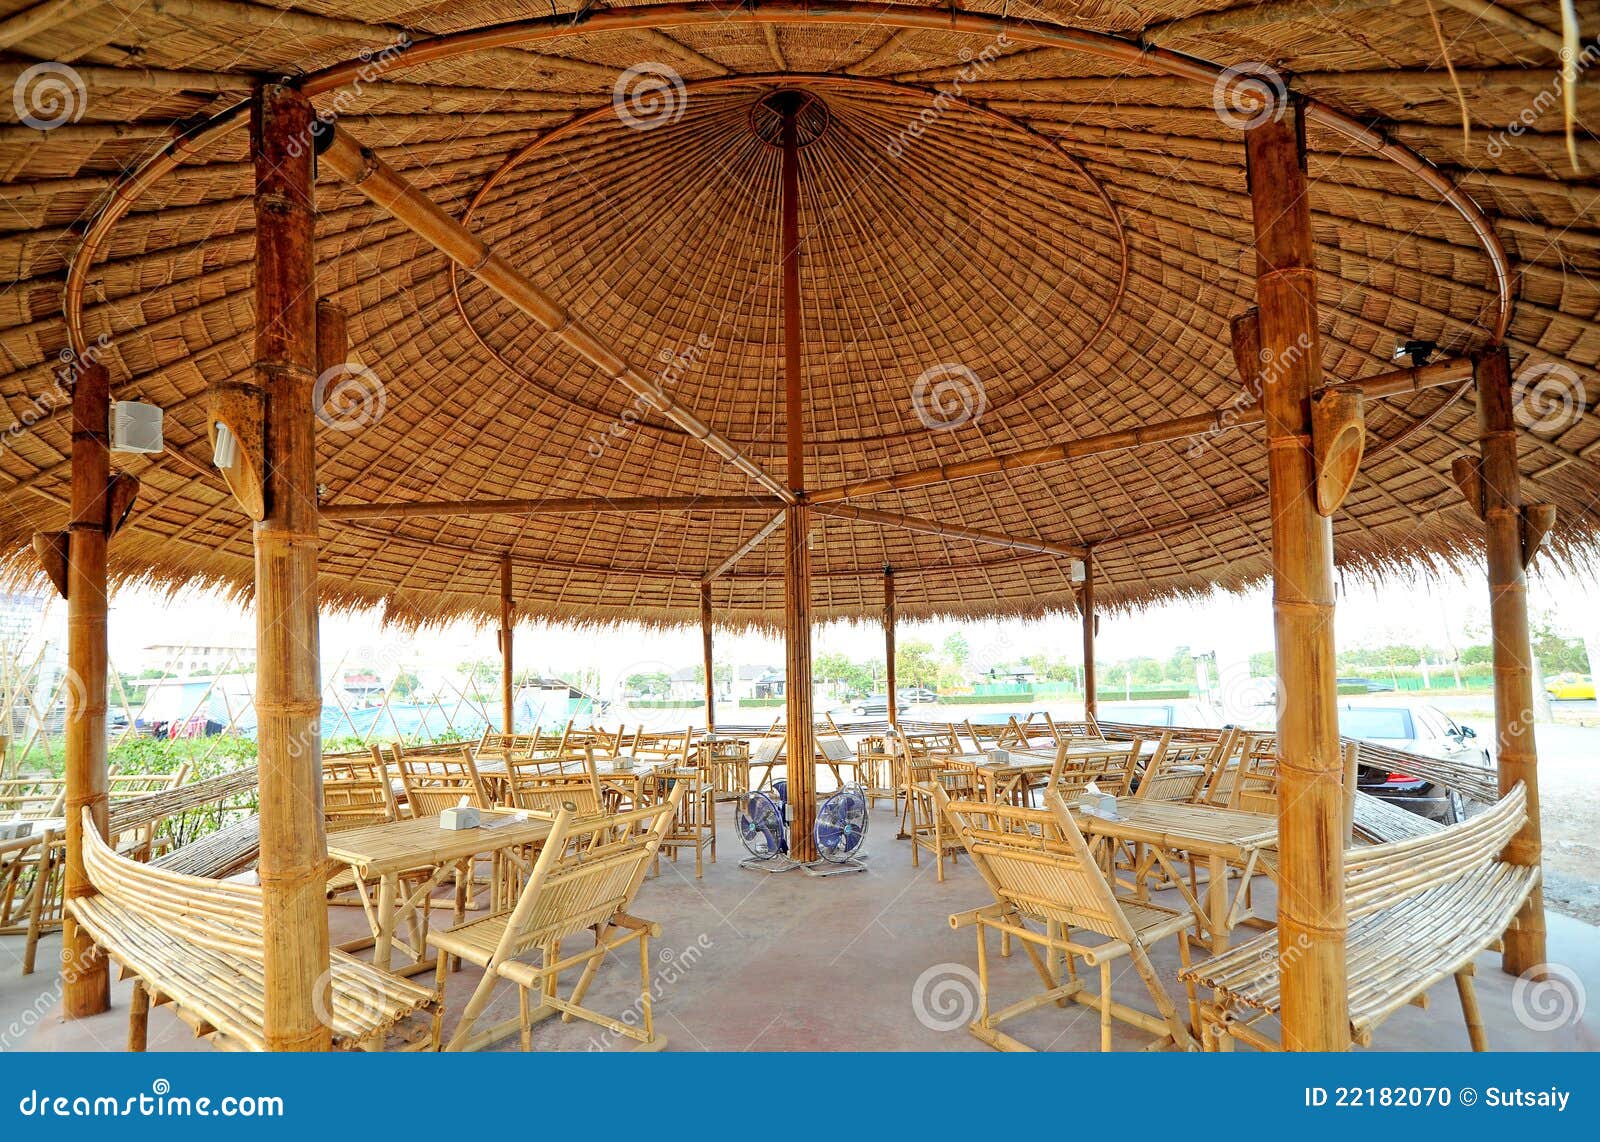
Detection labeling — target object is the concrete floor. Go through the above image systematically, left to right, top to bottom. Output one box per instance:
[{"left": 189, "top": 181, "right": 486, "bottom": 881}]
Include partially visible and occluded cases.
[{"left": 5, "top": 803, "right": 1598, "bottom": 1052}]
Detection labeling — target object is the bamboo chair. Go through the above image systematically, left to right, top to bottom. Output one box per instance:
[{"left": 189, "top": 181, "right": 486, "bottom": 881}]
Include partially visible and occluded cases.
[
  {"left": 1051, "top": 717, "right": 1101, "bottom": 739},
  {"left": 962, "top": 718, "right": 1021, "bottom": 754},
  {"left": 1133, "top": 733, "right": 1215, "bottom": 802},
  {"left": 1044, "top": 738, "right": 1142, "bottom": 801},
  {"left": 388, "top": 744, "right": 488, "bottom": 818},
  {"left": 324, "top": 747, "right": 399, "bottom": 832},
  {"left": 507, "top": 748, "right": 605, "bottom": 819},
  {"left": 906, "top": 756, "right": 976, "bottom": 881},
  {"left": 647, "top": 763, "right": 716, "bottom": 877},
  {"left": 0, "top": 776, "right": 65, "bottom": 820},
  {"left": 1183, "top": 784, "right": 1538, "bottom": 1051},
  {"left": 428, "top": 787, "right": 684, "bottom": 1051},
  {"left": 936, "top": 788, "right": 1197, "bottom": 1052},
  {"left": 71, "top": 809, "right": 436, "bottom": 1051}
]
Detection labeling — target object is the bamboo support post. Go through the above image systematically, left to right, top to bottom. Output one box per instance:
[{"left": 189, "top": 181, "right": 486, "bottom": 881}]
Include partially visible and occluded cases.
[
  {"left": 252, "top": 84, "right": 331, "bottom": 1052},
  {"left": 777, "top": 92, "right": 816, "bottom": 862},
  {"left": 1245, "top": 102, "right": 1348, "bottom": 1051},
  {"left": 1474, "top": 347, "right": 1546, "bottom": 975},
  {"left": 62, "top": 360, "right": 110, "bottom": 1018},
  {"left": 1080, "top": 551, "right": 1097, "bottom": 725},
  {"left": 499, "top": 556, "right": 515, "bottom": 735},
  {"left": 883, "top": 567, "right": 898, "bottom": 733},
  {"left": 700, "top": 582, "right": 716, "bottom": 733}
]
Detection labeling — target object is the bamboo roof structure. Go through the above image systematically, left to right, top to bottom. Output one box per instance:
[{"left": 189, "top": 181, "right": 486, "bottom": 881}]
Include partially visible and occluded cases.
[{"left": 2, "top": 0, "right": 1598, "bottom": 631}]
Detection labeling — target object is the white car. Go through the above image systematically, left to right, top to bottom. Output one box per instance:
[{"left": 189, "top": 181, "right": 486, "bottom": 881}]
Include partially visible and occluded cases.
[{"left": 1336, "top": 703, "right": 1490, "bottom": 821}]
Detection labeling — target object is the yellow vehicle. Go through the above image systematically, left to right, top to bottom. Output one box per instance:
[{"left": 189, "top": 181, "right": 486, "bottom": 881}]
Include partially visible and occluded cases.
[{"left": 1545, "top": 672, "right": 1596, "bottom": 701}]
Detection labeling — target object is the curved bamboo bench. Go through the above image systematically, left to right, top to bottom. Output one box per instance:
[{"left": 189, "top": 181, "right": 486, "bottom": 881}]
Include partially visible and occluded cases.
[
  {"left": 1180, "top": 783, "right": 1537, "bottom": 1051},
  {"left": 69, "top": 808, "right": 436, "bottom": 1052}
]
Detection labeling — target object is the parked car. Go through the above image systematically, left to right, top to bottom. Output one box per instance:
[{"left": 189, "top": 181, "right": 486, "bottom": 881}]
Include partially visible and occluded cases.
[
  {"left": 1545, "top": 672, "right": 1595, "bottom": 701},
  {"left": 1336, "top": 676, "right": 1395, "bottom": 692},
  {"left": 901, "top": 687, "right": 938, "bottom": 704},
  {"left": 849, "top": 693, "right": 911, "bottom": 716},
  {"left": 1095, "top": 700, "right": 1226, "bottom": 730},
  {"left": 1337, "top": 703, "right": 1490, "bottom": 822}
]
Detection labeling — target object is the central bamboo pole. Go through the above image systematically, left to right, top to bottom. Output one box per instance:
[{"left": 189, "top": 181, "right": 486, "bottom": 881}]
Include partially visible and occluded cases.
[
  {"left": 252, "top": 83, "right": 331, "bottom": 1052},
  {"left": 777, "top": 92, "right": 817, "bottom": 862},
  {"left": 1245, "top": 102, "right": 1348, "bottom": 1051},
  {"left": 1474, "top": 347, "right": 1546, "bottom": 975},
  {"left": 61, "top": 359, "right": 110, "bottom": 1018},
  {"left": 1080, "top": 550, "right": 1097, "bottom": 725},
  {"left": 499, "top": 555, "right": 515, "bottom": 735},
  {"left": 883, "top": 567, "right": 898, "bottom": 733},
  {"left": 700, "top": 582, "right": 717, "bottom": 733}
]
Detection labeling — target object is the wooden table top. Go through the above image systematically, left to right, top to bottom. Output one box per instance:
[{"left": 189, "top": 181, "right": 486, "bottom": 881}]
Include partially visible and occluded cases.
[
  {"left": 1075, "top": 799, "right": 1278, "bottom": 855},
  {"left": 325, "top": 810, "right": 553, "bottom": 878}
]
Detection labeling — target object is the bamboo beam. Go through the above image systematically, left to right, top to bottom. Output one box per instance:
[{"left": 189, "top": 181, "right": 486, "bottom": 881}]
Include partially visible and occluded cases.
[
  {"left": 0, "top": 0, "right": 95, "bottom": 48},
  {"left": 252, "top": 84, "right": 331, "bottom": 1053},
  {"left": 778, "top": 93, "right": 817, "bottom": 864},
  {"left": 1245, "top": 104, "right": 1348, "bottom": 1052},
  {"left": 318, "top": 125, "right": 791, "bottom": 505},
  {"left": 1474, "top": 347, "right": 1546, "bottom": 975},
  {"left": 806, "top": 358, "right": 1472, "bottom": 505},
  {"left": 61, "top": 360, "right": 110, "bottom": 1018},
  {"left": 321, "top": 493, "right": 781, "bottom": 522},
  {"left": 811, "top": 503, "right": 1087, "bottom": 558},
  {"left": 703, "top": 513, "right": 786, "bottom": 582},
  {"left": 1080, "top": 551, "right": 1097, "bottom": 725},
  {"left": 499, "top": 555, "right": 515, "bottom": 736},
  {"left": 883, "top": 567, "right": 898, "bottom": 733},
  {"left": 700, "top": 583, "right": 716, "bottom": 733}
]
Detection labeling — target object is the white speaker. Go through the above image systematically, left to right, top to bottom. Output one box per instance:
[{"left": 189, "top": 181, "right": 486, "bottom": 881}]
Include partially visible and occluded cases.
[{"left": 109, "top": 401, "right": 164, "bottom": 454}]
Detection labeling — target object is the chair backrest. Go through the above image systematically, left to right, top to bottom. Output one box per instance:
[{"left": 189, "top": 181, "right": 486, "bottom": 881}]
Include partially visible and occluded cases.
[
  {"left": 1052, "top": 718, "right": 1101, "bottom": 739},
  {"left": 631, "top": 727, "right": 692, "bottom": 764},
  {"left": 1135, "top": 733, "right": 1215, "bottom": 802},
  {"left": 1046, "top": 739, "right": 1141, "bottom": 799},
  {"left": 388, "top": 744, "right": 487, "bottom": 817},
  {"left": 322, "top": 747, "right": 398, "bottom": 831},
  {"left": 506, "top": 748, "right": 604, "bottom": 817},
  {"left": 107, "top": 766, "right": 190, "bottom": 798},
  {"left": 1345, "top": 782, "right": 1527, "bottom": 918},
  {"left": 487, "top": 786, "right": 684, "bottom": 965},
  {"left": 936, "top": 789, "right": 1138, "bottom": 944}
]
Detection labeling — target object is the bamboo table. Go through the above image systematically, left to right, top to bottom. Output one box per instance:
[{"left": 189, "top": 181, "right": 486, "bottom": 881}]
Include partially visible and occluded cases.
[
  {"left": 591, "top": 757, "right": 668, "bottom": 808},
  {"left": 1074, "top": 800, "right": 1278, "bottom": 954},
  {"left": 325, "top": 810, "right": 554, "bottom": 973}
]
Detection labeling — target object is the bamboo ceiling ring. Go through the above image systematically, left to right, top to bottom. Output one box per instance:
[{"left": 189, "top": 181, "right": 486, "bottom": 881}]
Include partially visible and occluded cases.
[
  {"left": 59, "top": 2, "right": 1512, "bottom": 367},
  {"left": 446, "top": 72, "right": 1131, "bottom": 448}
]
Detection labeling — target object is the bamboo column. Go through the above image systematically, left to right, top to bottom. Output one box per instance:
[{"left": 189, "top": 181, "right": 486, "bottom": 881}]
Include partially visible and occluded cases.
[
  {"left": 253, "top": 83, "right": 331, "bottom": 1052},
  {"left": 777, "top": 92, "right": 816, "bottom": 862},
  {"left": 1245, "top": 102, "right": 1348, "bottom": 1051},
  {"left": 1474, "top": 347, "right": 1546, "bottom": 974},
  {"left": 61, "top": 360, "right": 110, "bottom": 1017},
  {"left": 1080, "top": 550, "right": 1097, "bottom": 724},
  {"left": 498, "top": 556, "right": 515, "bottom": 735},
  {"left": 883, "top": 567, "right": 898, "bottom": 733},
  {"left": 700, "top": 582, "right": 716, "bottom": 733}
]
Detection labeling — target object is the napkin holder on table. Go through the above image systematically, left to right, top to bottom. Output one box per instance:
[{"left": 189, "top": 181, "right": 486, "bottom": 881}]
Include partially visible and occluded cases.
[
  {"left": 1078, "top": 782, "right": 1119, "bottom": 819},
  {"left": 439, "top": 805, "right": 481, "bottom": 830}
]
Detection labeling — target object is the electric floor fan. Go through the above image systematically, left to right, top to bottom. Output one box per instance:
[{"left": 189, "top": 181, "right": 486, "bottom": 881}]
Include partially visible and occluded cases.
[{"left": 736, "top": 779, "right": 869, "bottom": 876}]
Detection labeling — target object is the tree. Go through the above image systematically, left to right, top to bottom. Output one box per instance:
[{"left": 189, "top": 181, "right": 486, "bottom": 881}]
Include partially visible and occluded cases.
[
  {"left": 943, "top": 631, "right": 971, "bottom": 669},
  {"left": 896, "top": 639, "right": 940, "bottom": 687},
  {"left": 457, "top": 658, "right": 499, "bottom": 685},
  {"left": 390, "top": 669, "right": 420, "bottom": 700},
  {"left": 625, "top": 670, "right": 671, "bottom": 697}
]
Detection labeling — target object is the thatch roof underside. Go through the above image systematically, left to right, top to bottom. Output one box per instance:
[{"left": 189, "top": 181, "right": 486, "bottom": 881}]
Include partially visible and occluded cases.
[{"left": 1, "top": 1, "right": 1598, "bottom": 631}]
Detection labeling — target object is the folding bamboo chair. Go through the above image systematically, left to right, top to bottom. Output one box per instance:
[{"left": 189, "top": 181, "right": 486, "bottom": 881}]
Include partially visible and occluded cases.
[
  {"left": 1043, "top": 738, "right": 1142, "bottom": 801},
  {"left": 388, "top": 745, "right": 489, "bottom": 818},
  {"left": 506, "top": 748, "right": 604, "bottom": 819},
  {"left": 428, "top": 786, "right": 684, "bottom": 1051},
  {"left": 936, "top": 788, "right": 1197, "bottom": 1052}
]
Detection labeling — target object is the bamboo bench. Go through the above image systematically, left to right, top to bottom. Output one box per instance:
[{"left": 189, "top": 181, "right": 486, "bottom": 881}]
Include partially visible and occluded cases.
[
  {"left": 1180, "top": 783, "right": 1537, "bottom": 1050},
  {"left": 69, "top": 808, "right": 436, "bottom": 1051}
]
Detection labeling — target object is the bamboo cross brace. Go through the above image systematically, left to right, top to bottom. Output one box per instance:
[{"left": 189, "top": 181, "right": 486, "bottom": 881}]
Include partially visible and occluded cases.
[
  {"left": 318, "top": 125, "right": 793, "bottom": 505},
  {"left": 805, "top": 358, "right": 1473, "bottom": 505},
  {"left": 321, "top": 494, "right": 783, "bottom": 521},
  {"left": 703, "top": 512, "right": 787, "bottom": 582}
]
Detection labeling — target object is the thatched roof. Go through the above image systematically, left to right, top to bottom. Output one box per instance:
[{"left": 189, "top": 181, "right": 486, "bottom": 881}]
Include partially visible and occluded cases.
[{"left": 1, "top": 1, "right": 1597, "bottom": 631}]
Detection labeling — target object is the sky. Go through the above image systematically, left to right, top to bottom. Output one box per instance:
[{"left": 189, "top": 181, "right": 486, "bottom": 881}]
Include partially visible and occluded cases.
[{"left": 12, "top": 561, "right": 1591, "bottom": 690}]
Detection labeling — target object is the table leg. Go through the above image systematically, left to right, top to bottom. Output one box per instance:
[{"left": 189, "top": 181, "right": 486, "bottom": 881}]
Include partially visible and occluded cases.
[
  {"left": 1205, "top": 854, "right": 1228, "bottom": 954},
  {"left": 374, "top": 872, "right": 399, "bottom": 970}
]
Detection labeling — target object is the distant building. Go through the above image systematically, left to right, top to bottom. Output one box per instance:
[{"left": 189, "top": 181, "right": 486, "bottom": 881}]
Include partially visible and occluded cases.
[
  {"left": 142, "top": 642, "right": 255, "bottom": 678},
  {"left": 736, "top": 664, "right": 785, "bottom": 700}
]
